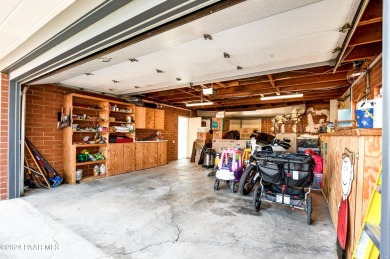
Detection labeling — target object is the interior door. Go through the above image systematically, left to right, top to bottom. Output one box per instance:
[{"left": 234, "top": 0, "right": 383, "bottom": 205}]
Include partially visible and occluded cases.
[
  {"left": 178, "top": 116, "right": 189, "bottom": 159},
  {"left": 188, "top": 117, "right": 202, "bottom": 158}
]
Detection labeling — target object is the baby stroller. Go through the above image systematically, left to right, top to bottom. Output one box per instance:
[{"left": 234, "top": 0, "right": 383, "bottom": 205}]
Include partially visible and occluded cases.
[
  {"left": 214, "top": 148, "right": 243, "bottom": 193},
  {"left": 251, "top": 150, "right": 314, "bottom": 224}
]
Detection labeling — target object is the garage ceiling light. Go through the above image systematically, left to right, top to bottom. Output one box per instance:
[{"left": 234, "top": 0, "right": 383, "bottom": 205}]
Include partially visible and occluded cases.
[
  {"left": 99, "top": 57, "right": 111, "bottom": 62},
  {"left": 202, "top": 88, "right": 215, "bottom": 95},
  {"left": 260, "top": 93, "right": 303, "bottom": 101},
  {"left": 186, "top": 102, "right": 214, "bottom": 107}
]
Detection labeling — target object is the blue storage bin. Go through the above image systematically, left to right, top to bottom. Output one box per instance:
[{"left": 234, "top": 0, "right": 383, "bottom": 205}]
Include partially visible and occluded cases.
[{"left": 355, "top": 108, "right": 374, "bottom": 128}]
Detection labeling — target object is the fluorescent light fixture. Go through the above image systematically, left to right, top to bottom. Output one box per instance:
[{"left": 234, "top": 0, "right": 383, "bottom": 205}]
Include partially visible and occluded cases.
[
  {"left": 202, "top": 88, "right": 215, "bottom": 95},
  {"left": 260, "top": 93, "right": 303, "bottom": 101},
  {"left": 186, "top": 102, "right": 214, "bottom": 107}
]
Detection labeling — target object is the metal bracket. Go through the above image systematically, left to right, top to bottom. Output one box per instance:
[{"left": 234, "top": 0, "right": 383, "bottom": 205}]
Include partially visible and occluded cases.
[
  {"left": 339, "top": 23, "right": 352, "bottom": 33},
  {"left": 203, "top": 34, "right": 213, "bottom": 40},
  {"left": 332, "top": 47, "right": 342, "bottom": 53}
]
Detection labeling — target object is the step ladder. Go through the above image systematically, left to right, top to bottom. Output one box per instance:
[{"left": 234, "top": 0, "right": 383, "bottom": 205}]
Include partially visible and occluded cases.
[{"left": 352, "top": 169, "right": 382, "bottom": 259}]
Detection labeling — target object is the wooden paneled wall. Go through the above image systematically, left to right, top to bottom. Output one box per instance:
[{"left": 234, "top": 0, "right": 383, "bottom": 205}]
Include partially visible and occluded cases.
[{"left": 320, "top": 133, "right": 382, "bottom": 257}]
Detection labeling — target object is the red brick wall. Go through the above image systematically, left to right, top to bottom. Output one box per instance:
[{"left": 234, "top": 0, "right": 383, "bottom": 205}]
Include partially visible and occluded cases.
[
  {"left": 352, "top": 57, "right": 382, "bottom": 102},
  {"left": 0, "top": 73, "right": 9, "bottom": 200},
  {"left": 25, "top": 84, "right": 191, "bottom": 175},
  {"left": 260, "top": 102, "right": 330, "bottom": 135},
  {"left": 136, "top": 107, "right": 191, "bottom": 161}
]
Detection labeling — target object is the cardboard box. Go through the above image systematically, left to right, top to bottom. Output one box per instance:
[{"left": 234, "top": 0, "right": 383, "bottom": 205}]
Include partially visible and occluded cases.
[
  {"left": 212, "top": 118, "right": 230, "bottom": 131},
  {"left": 197, "top": 127, "right": 210, "bottom": 133},
  {"left": 239, "top": 128, "right": 258, "bottom": 139},
  {"left": 213, "top": 130, "right": 227, "bottom": 139},
  {"left": 197, "top": 132, "right": 212, "bottom": 140},
  {"left": 195, "top": 139, "right": 211, "bottom": 150},
  {"left": 212, "top": 139, "right": 236, "bottom": 152},
  {"left": 235, "top": 140, "right": 250, "bottom": 149},
  {"left": 194, "top": 155, "right": 201, "bottom": 164}
]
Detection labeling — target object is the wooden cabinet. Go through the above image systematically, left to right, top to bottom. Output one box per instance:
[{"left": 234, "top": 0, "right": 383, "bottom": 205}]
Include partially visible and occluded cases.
[
  {"left": 135, "top": 106, "right": 146, "bottom": 129},
  {"left": 135, "top": 107, "right": 164, "bottom": 130},
  {"left": 145, "top": 108, "right": 155, "bottom": 129},
  {"left": 154, "top": 109, "right": 165, "bottom": 130},
  {"left": 320, "top": 130, "right": 382, "bottom": 255},
  {"left": 136, "top": 141, "right": 167, "bottom": 170},
  {"left": 157, "top": 141, "right": 168, "bottom": 166},
  {"left": 135, "top": 142, "right": 148, "bottom": 170},
  {"left": 107, "top": 143, "right": 136, "bottom": 175},
  {"left": 123, "top": 143, "right": 136, "bottom": 172}
]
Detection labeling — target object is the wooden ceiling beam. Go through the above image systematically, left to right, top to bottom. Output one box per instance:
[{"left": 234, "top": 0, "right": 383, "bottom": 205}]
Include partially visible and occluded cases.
[
  {"left": 358, "top": 0, "right": 382, "bottom": 26},
  {"left": 349, "top": 22, "right": 382, "bottom": 47},
  {"left": 343, "top": 42, "right": 382, "bottom": 62},
  {"left": 272, "top": 64, "right": 353, "bottom": 81},
  {"left": 274, "top": 72, "right": 348, "bottom": 87},
  {"left": 267, "top": 74, "right": 280, "bottom": 95},
  {"left": 210, "top": 80, "right": 350, "bottom": 99},
  {"left": 280, "top": 80, "right": 350, "bottom": 92},
  {"left": 215, "top": 82, "right": 228, "bottom": 88},
  {"left": 215, "top": 82, "right": 271, "bottom": 95},
  {"left": 216, "top": 92, "right": 343, "bottom": 105},
  {"left": 195, "top": 94, "right": 344, "bottom": 109},
  {"left": 159, "top": 95, "right": 201, "bottom": 102}
]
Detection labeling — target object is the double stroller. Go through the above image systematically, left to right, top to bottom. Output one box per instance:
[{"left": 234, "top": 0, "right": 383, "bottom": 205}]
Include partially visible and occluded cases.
[{"left": 252, "top": 150, "right": 314, "bottom": 224}]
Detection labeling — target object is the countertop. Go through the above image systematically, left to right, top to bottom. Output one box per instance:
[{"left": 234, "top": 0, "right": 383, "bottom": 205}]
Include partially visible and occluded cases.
[
  {"left": 319, "top": 128, "right": 382, "bottom": 137},
  {"left": 136, "top": 140, "right": 168, "bottom": 143}
]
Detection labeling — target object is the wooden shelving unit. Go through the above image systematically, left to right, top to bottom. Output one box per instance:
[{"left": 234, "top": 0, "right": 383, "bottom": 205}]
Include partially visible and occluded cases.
[
  {"left": 63, "top": 93, "right": 137, "bottom": 184},
  {"left": 109, "top": 110, "right": 135, "bottom": 114},
  {"left": 74, "top": 143, "right": 107, "bottom": 147},
  {"left": 76, "top": 160, "right": 106, "bottom": 166},
  {"left": 79, "top": 174, "right": 106, "bottom": 183}
]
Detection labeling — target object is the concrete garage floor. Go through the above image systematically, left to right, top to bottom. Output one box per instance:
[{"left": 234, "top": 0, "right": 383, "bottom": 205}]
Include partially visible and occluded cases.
[{"left": 0, "top": 160, "right": 335, "bottom": 258}]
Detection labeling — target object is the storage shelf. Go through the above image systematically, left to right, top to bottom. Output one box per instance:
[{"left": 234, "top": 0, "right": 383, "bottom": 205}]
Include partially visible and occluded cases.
[
  {"left": 73, "top": 106, "right": 107, "bottom": 112},
  {"left": 109, "top": 110, "right": 134, "bottom": 114},
  {"left": 73, "top": 118, "right": 107, "bottom": 122},
  {"left": 109, "top": 121, "right": 133, "bottom": 124},
  {"left": 73, "top": 131, "right": 109, "bottom": 134},
  {"left": 109, "top": 132, "right": 135, "bottom": 134},
  {"left": 74, "top": 143, "right": 107, "bottom": 147},
  {"left": 76, "top": 160, "right": 106, "bottom": 166},
  {"left": 78, "top": 174, "right": 106, "bottom": 183}
]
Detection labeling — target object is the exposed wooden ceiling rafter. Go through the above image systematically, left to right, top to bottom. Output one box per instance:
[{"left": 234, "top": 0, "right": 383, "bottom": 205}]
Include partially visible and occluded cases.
[{"left": 139, "top": 0, "right": 382, "bottom": 111}]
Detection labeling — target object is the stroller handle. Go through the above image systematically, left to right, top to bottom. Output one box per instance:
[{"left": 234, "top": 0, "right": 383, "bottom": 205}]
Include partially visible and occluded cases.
[{"left": 252, "top": 152, "right": 312, "bottom": 164}]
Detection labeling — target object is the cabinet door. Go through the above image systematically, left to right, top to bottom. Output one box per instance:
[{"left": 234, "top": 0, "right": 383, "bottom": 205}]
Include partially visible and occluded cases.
[
  {"left": 135, "top": 107, "right": 146, "bottom": 129},
  {"left": 145, "top": 108, "right": 155, "bottom": 129},
  {"left": 154, "top": 109, "right": 165, "bottom": 130},
  {"left": 148, "top": 142, "right": 158, "bottom": 167},
  {"left": 157, "top": 142, "right": 167, "bottom": 166},
  {"left": 107, "top": 143, "right": 124, "bottom": 176},
  {"left": 123, "top": 143, "right": 136, "bottom": 172},
  {"left": 136, "top": 143, "right": 148, "bottom": 170}
]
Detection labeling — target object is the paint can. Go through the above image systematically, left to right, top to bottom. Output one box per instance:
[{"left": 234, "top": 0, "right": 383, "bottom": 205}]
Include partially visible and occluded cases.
[{"left": 76, "top": 169, "right": 83, "bottom": 181}]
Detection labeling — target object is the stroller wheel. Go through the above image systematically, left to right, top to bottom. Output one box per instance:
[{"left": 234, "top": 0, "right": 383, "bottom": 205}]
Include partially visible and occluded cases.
[
  {"left": 239, "top": 164, "right": 257, "bottom": 196},
  {"left": 214, "top": 179, "right": 220, "bottom": 191},
  {"left": 230, "top": 181, "right": 237, "bottom": 193},
  {"left": 253, "top": 186, "right": 262, "bottom": 212},
  {"left": 306, "top": 196, "right": 312, "bottom": 225}
]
